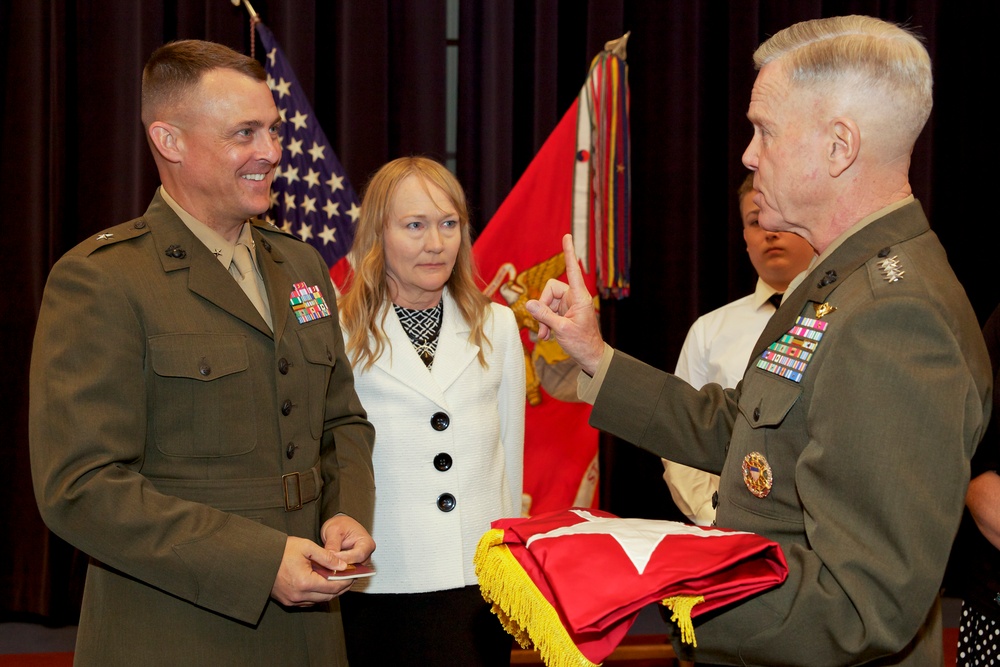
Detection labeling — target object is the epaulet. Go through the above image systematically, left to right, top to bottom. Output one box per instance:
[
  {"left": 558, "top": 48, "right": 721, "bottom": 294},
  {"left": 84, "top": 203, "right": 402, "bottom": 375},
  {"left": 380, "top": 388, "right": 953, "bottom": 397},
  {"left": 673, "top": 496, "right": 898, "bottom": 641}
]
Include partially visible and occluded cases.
[
  {"left": 77, "top": 217, "right": 152, "bottom": 257},
  {"left": 251, "top": 217, "right": 299, "bottom": 241},
  {"left": 866, "top": 244, "right": 918, "bottom": 294}
]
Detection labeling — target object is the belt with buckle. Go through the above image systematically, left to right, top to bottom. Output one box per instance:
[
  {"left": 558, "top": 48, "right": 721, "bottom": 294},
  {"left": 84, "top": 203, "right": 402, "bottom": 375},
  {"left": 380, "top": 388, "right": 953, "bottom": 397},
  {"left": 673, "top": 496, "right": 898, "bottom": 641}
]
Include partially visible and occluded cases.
[{"left": 147, "top": 463, "right": 322, "bottom": 512}]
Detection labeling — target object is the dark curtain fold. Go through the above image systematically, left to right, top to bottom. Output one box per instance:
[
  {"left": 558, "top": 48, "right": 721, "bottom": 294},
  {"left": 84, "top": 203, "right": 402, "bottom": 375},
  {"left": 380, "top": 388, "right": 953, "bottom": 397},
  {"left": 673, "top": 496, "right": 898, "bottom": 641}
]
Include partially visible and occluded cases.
[{"left": 2, "top": 0, "right": 993, "bottom": 620}]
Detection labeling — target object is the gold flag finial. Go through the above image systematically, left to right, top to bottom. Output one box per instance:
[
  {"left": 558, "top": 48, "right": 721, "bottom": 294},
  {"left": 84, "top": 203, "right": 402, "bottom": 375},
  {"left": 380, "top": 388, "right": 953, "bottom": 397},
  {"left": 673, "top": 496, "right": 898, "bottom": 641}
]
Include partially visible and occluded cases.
[
  {"left": 230, "top": 0, "right": 258, "bottom": 20},
  {"left": 604, "top": 31, "right": 630, "bottom": 60}
]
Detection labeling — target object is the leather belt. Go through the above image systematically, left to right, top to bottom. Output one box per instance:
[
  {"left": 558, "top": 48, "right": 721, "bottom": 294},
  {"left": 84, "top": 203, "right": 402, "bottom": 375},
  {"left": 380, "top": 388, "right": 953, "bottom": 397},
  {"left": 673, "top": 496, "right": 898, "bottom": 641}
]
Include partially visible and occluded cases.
[{"left": 147, "top": 463, "right": 322, "bottom": 512}]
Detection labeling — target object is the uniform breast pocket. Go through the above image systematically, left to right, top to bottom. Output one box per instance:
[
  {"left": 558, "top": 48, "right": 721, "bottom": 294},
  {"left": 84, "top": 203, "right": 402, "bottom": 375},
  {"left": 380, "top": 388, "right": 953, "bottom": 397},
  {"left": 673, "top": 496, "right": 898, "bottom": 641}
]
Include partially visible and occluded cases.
[
  {"left": 298, "top": 324, "right": 337, "bottom": 439},
  {"left": 148, "top": 333, "right": 257, "bottom": 457},
  {"left": 726, "top": 370, "right": 806, "bottom": 523},
  {"left": 737, "top": 370, "right": 801, "bottom": 429}
]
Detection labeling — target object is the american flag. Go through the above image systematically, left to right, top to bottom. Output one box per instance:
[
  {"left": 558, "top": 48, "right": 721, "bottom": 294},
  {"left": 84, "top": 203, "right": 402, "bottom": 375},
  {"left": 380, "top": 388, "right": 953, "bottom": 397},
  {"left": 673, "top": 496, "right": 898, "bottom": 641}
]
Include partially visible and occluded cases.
[{"left": 255, "top": 21, "right": 358, "bottom": 287}]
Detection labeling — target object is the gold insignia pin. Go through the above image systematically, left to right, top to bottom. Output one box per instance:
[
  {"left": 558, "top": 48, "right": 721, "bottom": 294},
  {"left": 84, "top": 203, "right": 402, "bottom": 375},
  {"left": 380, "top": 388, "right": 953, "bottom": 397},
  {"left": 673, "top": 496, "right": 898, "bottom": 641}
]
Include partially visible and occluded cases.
[
  {"left": 813, "top": 302, "right": 837, "bottom": 319},
  {"left": 742, "top": 452, "right": 773, "bottom": 499}
]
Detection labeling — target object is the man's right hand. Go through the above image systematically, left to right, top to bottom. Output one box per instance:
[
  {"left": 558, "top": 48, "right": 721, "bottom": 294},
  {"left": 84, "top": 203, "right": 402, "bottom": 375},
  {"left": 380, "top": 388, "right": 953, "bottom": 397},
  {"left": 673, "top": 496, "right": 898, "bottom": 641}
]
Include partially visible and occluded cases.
[
  {"left": 526, "top": 233, "right": 606, "bottom": 376},
  {"left": 270, "top": 536, "right": 355, "bottom": 606}
]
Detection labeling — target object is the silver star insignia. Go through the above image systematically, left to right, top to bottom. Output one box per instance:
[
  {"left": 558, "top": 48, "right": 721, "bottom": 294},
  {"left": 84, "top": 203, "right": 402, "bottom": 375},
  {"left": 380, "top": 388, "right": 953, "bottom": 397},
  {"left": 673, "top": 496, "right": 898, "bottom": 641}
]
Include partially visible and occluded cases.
[{"left": 878, "top": 256, "right": 905, "bottom": 283}]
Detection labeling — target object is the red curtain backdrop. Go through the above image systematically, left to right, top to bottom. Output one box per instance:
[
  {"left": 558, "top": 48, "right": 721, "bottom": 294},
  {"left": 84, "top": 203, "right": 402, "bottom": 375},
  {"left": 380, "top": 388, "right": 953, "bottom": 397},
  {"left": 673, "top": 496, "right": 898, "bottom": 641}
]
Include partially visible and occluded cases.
[{"left": 2, "top": 0, "right": 994, "bottom": 621}]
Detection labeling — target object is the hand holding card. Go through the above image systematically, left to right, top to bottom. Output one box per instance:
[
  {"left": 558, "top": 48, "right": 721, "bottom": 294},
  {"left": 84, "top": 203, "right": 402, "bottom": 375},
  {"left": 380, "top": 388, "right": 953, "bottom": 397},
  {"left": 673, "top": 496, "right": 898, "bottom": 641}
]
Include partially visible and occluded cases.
[{"left": 313, "top": 562, "right": 376, "bottom": 581}]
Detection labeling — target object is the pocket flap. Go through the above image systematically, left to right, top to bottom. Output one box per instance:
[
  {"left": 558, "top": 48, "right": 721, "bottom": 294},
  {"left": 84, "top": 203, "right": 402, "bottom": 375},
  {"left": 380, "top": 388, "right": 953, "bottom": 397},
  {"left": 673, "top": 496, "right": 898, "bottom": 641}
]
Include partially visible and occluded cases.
[
  {"left": 149, "top": 333, "right": 249, "bottom": 381},
  {"left": 738, "top": 374, "right": 801, "bottom": 428}
]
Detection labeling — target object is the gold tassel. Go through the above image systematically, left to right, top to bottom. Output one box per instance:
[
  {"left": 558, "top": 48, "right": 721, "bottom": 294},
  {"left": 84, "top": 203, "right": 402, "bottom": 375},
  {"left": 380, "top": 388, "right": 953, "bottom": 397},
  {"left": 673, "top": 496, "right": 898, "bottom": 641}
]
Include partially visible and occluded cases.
[
  {"left": 474, "top": 529, "right": 599, "bottom": 667},
  {"left": 660, "top": 595, "right": 704, "bottom": 647}
]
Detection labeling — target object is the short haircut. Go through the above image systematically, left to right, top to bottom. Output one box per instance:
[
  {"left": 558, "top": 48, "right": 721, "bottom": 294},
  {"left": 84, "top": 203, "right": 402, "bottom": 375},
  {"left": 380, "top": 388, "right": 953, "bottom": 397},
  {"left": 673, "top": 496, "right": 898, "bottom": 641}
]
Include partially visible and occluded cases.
[
  {"left": 753, "top": 15, "right": 932, "bottom": 149},
  {"left": 141, "top": 40, "right": 266, "bottom": 128}
]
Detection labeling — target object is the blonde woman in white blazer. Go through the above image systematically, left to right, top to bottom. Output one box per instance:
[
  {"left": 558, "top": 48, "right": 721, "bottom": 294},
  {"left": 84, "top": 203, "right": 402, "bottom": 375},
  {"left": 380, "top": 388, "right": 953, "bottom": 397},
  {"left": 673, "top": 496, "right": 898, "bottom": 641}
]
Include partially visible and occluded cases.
[{"left": 338, "top": 157, "right": 525, "bottom": 667}]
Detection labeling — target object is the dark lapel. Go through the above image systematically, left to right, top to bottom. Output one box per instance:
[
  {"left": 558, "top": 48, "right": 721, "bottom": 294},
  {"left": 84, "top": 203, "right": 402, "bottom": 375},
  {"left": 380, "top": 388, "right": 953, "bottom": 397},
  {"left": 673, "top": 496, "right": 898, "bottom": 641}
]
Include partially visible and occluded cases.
[
  {"left": 146, "top": 193, "right": 273, "bottom": 337},
  {"left": 749, "top": 201, "right": 931, "bottom": 364},
  {"left": 251, "top": 225, "right": 293, "bottom": 344}
]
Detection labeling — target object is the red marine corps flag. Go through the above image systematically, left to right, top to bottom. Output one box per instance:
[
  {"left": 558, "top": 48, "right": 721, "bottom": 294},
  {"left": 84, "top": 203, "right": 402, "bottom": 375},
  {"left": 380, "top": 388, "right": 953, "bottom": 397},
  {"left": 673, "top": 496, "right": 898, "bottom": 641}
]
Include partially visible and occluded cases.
[
  {"left": 474, "top": 34, "right": 632, "bottom": 517},
  {"left": 474, "top": 508, "right": 788, "bottom": 667}
]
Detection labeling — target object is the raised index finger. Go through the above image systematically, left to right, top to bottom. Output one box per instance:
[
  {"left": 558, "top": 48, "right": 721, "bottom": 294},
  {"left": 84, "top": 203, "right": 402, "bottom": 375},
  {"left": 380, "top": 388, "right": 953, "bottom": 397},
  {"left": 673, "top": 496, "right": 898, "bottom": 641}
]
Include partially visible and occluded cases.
[{"left": 561, "top": 233, "right": 587, "bottom": 291}]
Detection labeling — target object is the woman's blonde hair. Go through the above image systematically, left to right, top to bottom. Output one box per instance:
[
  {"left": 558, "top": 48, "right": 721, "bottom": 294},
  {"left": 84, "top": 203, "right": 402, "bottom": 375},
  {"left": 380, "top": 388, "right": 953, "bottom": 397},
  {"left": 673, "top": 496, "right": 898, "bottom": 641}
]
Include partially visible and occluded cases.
[{"left": 339, "top": 156, "right": 492, "bottom": 371}]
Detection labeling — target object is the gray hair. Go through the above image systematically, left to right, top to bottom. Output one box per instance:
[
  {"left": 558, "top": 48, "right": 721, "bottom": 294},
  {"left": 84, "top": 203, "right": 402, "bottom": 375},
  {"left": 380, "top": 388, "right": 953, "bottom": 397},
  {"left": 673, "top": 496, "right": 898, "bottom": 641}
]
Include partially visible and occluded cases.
[{"left": 754, "top": 15, "right": 932, "bottom": 148}]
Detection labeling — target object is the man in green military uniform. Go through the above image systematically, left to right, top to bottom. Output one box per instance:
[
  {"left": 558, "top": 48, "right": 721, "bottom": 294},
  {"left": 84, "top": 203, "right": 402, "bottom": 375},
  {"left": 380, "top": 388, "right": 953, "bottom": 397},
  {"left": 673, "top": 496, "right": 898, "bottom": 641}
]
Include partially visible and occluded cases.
[
  {"left": 527, "top": 15, "right": 991, "bottom": 666},
  {"left": 30, "top": 40, "right": 375, "bottom": 665}
]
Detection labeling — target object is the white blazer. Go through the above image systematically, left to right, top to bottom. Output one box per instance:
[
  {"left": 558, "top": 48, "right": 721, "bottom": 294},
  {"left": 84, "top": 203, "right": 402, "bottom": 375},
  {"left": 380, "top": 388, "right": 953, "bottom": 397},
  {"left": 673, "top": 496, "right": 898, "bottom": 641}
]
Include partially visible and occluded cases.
[{"left": 344, "top": 291, "right": 525, "bottom": 593}]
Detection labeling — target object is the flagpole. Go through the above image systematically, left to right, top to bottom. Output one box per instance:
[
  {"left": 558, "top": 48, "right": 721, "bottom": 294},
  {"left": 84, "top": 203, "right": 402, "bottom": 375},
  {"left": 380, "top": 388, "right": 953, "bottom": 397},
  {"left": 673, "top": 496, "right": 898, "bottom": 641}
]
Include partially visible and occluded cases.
[
  {"left": 230, "top": 0, "right": 258, "bottom": 20},
  {"left": 230, "top": 0, "right": 261, "bottom": 58}
]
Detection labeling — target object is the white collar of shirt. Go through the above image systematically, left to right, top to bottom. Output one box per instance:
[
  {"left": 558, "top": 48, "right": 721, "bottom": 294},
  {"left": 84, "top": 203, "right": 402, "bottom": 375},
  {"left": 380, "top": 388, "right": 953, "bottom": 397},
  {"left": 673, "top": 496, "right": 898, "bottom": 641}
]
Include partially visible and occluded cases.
[{"left": 751, "top": 278, "right": 782, "bottom": 310}]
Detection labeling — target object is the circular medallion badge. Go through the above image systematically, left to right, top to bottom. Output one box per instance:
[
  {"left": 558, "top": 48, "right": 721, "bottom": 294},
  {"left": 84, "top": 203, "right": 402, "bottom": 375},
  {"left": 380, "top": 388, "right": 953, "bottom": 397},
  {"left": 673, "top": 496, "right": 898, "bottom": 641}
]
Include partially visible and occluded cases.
[{"left": 742, "top": 452, "right": 773, "bottom": 498}]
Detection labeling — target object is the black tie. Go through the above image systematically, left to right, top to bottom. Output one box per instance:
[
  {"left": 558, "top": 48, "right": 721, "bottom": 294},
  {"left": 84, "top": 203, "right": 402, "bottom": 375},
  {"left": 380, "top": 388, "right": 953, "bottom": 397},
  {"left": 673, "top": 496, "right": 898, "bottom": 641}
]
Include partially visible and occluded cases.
[{"left": 768, "top": 293, "right": 783, "bottom": 310}]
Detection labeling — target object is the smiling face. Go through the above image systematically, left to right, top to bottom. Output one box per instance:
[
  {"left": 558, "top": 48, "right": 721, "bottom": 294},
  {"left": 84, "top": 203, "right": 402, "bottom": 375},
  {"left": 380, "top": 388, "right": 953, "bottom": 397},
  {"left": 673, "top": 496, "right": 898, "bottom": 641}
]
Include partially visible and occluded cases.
[
  {"left": 741, "top": 60, "right": 831, "bottom": 245},
  {"left": 170, "top": 68, "right": 282, "bottom": 233},
  {"left": 383, "top": 174, "right": 461, "bottom": 309},
  {"left": 740, "top": 190, "right": 815, "bottom": 292}
]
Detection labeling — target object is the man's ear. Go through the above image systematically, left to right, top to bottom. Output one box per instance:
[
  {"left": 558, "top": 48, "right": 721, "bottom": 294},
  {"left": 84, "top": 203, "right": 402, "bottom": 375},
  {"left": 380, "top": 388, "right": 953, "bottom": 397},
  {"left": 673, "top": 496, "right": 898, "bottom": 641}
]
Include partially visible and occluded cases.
[
  {"left": 828, "top": 117, "right": 860, "bottom": 177},
  {"left": 148, "top": 121, "right": 183, "bottom": 164}
]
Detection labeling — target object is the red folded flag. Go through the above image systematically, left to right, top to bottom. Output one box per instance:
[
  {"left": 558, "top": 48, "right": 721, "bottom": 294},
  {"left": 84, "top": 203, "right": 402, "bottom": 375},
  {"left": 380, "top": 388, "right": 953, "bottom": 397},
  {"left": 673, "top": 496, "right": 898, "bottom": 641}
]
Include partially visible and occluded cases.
[{"left": 475, "top": 508, "right": 788, "bottom": 667}]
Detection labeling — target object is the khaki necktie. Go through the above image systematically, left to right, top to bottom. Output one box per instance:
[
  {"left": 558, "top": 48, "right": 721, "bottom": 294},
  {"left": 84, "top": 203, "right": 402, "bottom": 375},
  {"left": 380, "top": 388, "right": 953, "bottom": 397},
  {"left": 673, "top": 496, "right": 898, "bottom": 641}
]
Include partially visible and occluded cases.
[{"left": 230, "top": 242, "right": 273, "bottom": 330}]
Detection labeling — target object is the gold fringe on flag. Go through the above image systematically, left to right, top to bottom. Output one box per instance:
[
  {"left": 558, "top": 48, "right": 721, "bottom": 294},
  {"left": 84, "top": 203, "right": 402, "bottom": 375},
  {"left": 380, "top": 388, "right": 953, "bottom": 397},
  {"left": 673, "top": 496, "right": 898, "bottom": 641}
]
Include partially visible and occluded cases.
[
  {"left": 474, "top": 529, "right": 599, "bottom": 667},
  {"left": 660, "top": 594, "right": 705, "bottom": 647}
]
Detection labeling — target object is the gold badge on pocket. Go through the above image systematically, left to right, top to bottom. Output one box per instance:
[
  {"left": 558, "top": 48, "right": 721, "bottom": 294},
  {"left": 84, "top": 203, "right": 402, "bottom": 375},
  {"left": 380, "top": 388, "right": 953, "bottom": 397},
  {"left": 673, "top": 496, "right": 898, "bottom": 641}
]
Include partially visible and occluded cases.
[{"left": 742, "top": 452, "right": 773, "bottom": 499}]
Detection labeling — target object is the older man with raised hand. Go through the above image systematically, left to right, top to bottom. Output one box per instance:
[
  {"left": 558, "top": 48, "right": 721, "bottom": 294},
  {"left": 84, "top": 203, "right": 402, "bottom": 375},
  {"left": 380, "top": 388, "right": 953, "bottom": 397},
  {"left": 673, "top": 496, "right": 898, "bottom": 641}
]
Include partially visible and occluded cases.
[
  {"left": 527, "top": 16, "right": 991, "bottom": 666},
  {"left": 29, "top": 40, "right": 375, "bottom": 666}
]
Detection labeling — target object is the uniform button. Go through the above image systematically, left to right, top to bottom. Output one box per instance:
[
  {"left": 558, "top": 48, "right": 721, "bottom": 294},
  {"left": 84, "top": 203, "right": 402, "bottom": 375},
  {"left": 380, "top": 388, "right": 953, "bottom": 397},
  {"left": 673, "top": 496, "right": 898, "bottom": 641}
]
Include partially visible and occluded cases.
[
  {"left": 134, "top": 220, "right": 146, "bottom": 229},
  {"left": 278, "top": 358, "right": 289, "bottom": 374},
  {"left": 198, "top": 359, "right": 211, "bottom": 376},
  {"left": 281, "top": 399, "right": 293, "bottom": 416},
  {"left": 753, "top": 407, "right": 761, "bottom": 421},
  {"left": 430, "top": 412, "right": 450, "bottom": 431},
  {"left": 286, "top": 443, "right": 297, "bottom": 459},
  {"left": 434, "top": 453, "right": 453, "bottom": 471},
  {"left": 711, "top": 491, "right": 719, "bottom": 509},
  {"left": 437, "top": 493, "right": 456, "bottom": 512}
]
